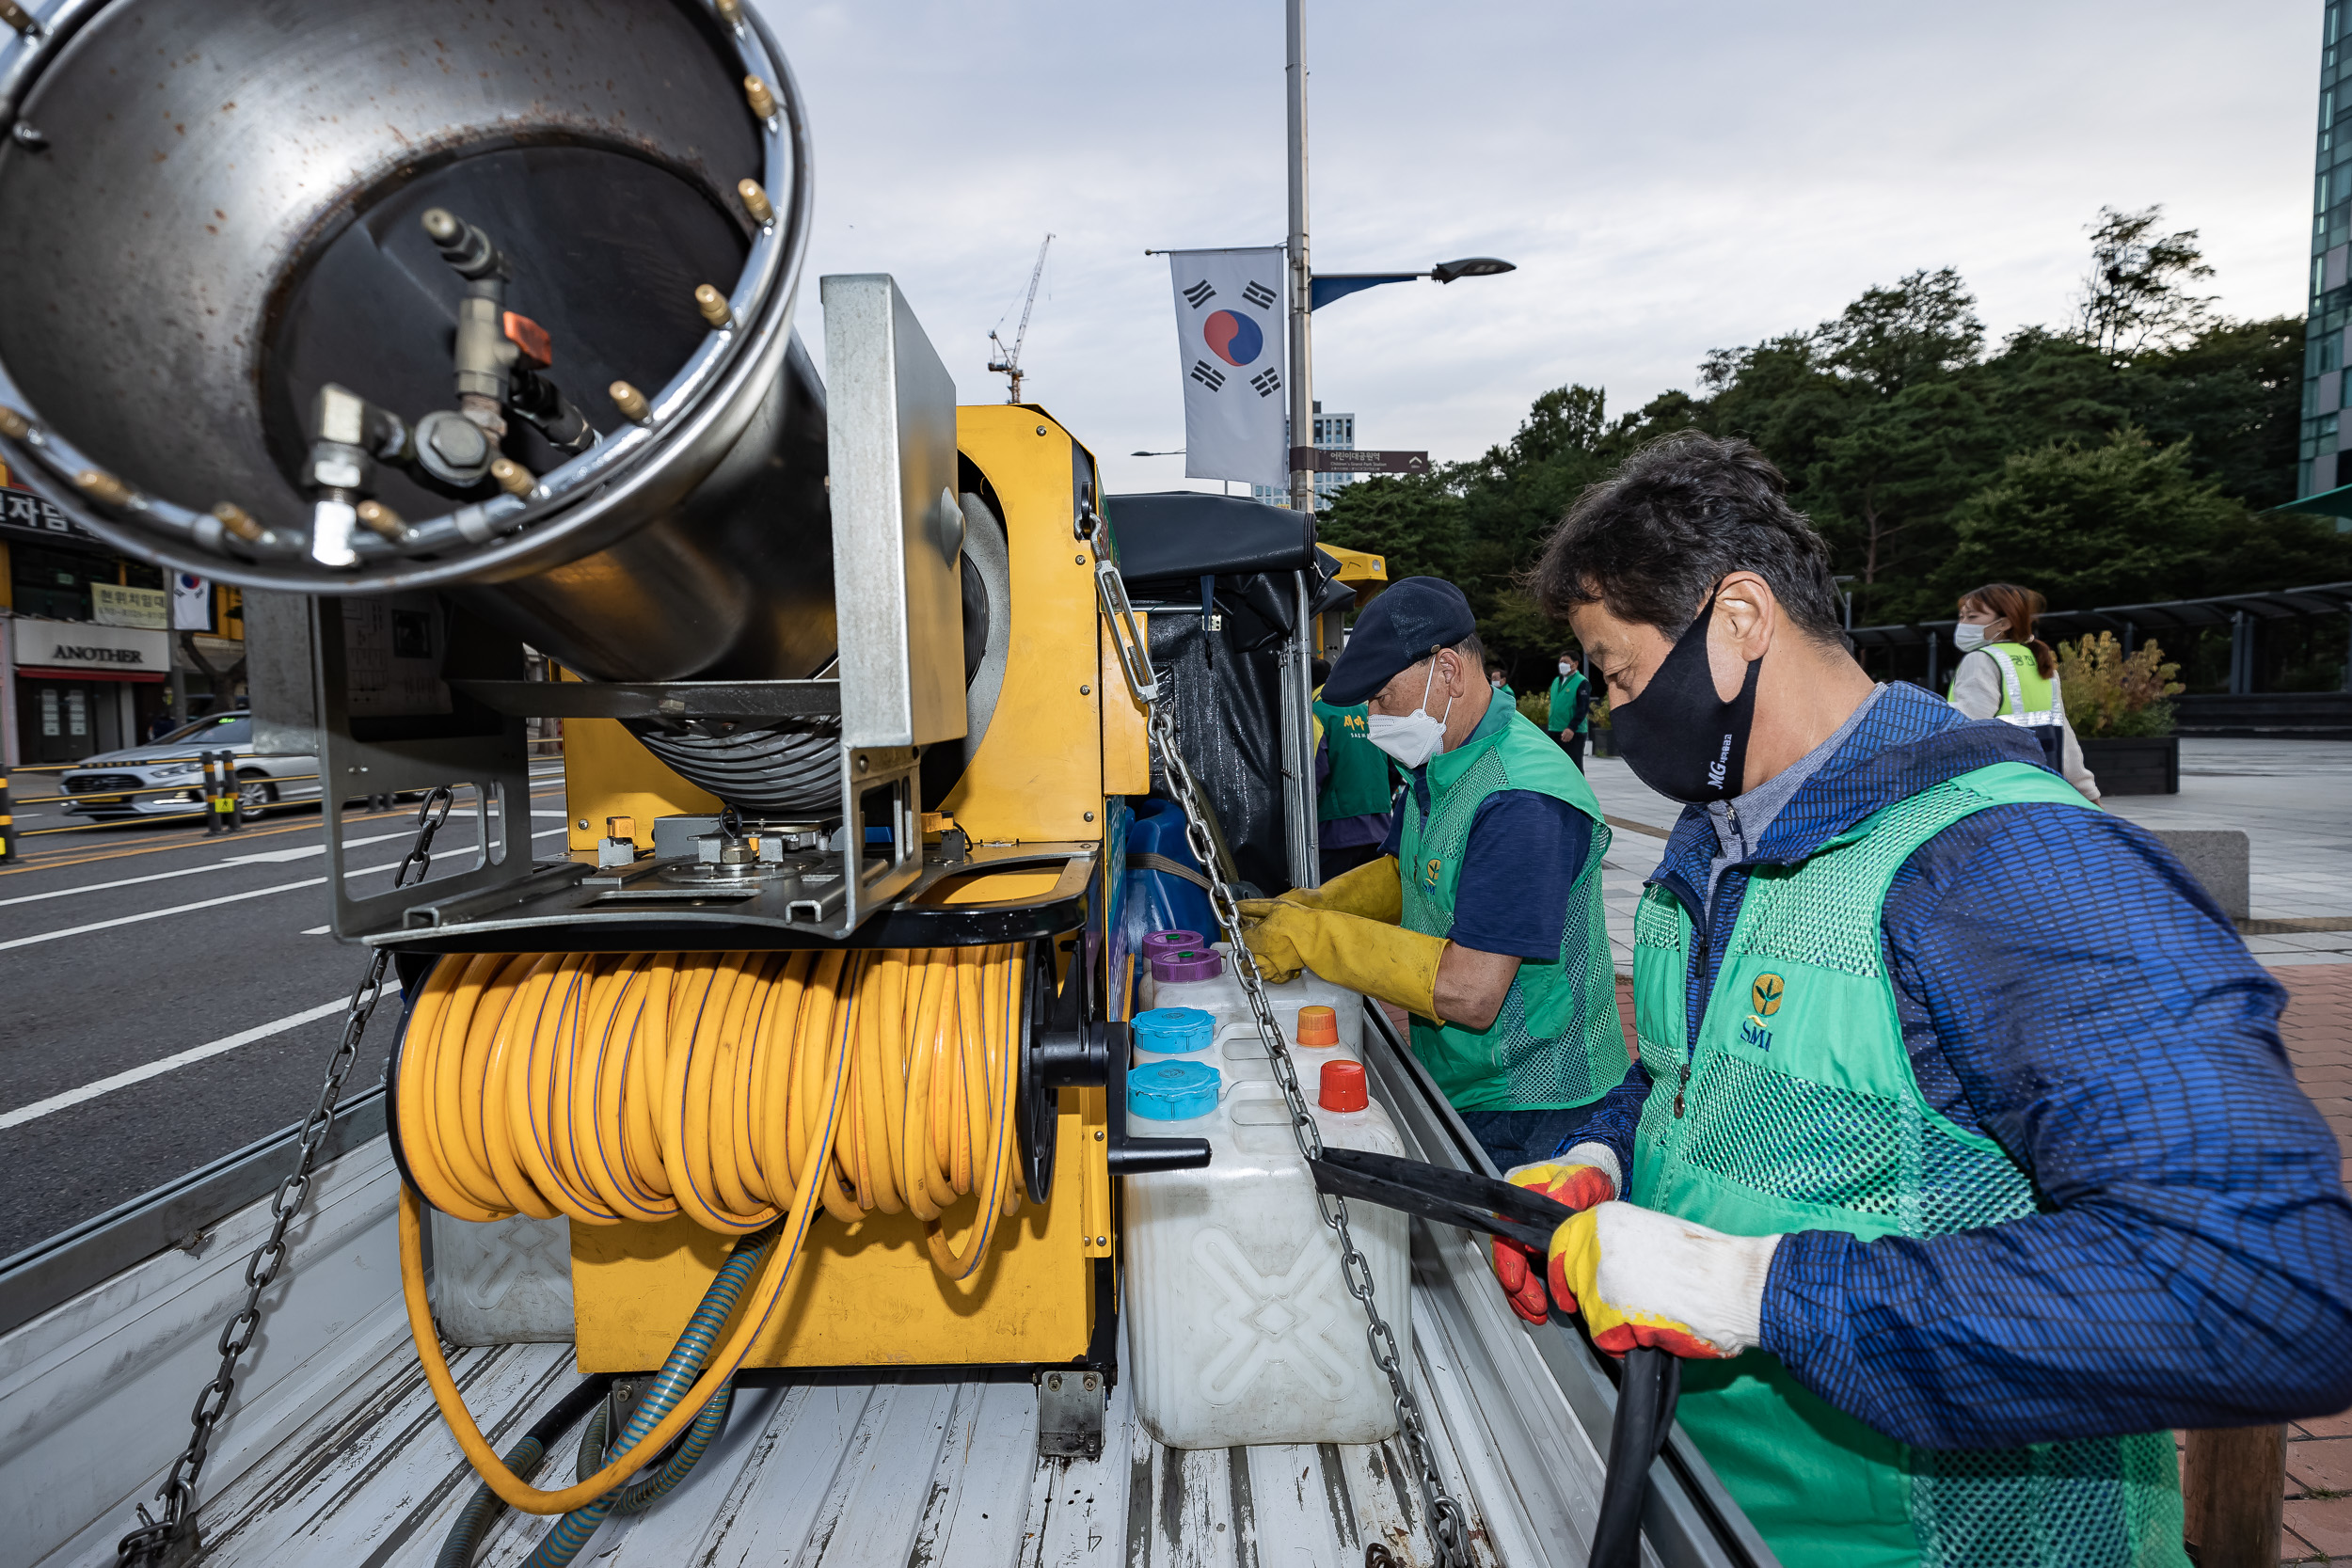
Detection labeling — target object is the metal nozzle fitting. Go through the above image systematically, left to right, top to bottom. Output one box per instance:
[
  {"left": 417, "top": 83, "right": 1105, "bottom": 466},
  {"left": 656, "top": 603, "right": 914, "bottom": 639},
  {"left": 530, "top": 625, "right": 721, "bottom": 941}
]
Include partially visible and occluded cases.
[
  {"left": 714, "top": 0, "right": 741, "bottom": 23},
  {"left": 743, "top": 75, "right": 775, "bottom": 119},
  {"left": 737, "top": 179, "right": 773, "bottom": 225},
  {"left": 695, "top": 285, "right": 734, "bottom": 329},
  {"left": 611, "top": 381, "right": 652, "bottom": 425},
  {"left": 0, "top": 405, "right": 28, "bottom": 439},
  {"left": 489, "top": 457, "right": 534, "bottom": 498},
  {"left": 75, "top": 468, "right": 132, "bottom": 507},
  {"left": 356, "top": 500, "right": 407, "bottom": 540},
  {"left": 212, "top": 501, "right": 264, "bottom": 543}
]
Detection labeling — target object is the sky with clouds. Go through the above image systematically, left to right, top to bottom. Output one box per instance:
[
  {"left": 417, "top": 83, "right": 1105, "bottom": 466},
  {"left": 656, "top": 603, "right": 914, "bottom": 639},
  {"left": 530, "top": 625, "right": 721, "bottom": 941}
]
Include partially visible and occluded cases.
[{"left": 768, "top": 1, "right": 2324, "bottom": 498}]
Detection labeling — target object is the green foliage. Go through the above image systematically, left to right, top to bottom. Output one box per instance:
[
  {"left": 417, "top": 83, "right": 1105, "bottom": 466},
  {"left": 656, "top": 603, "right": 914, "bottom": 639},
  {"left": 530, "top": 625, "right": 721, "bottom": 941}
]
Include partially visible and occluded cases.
[
  {"left": 1313, "top": 210, "right": 2349, "bottom": 681},
  {"left": 1942, "top": 428, "right": 2244, "bottom": 607},
  {"left": 2055, "top": 631, "right": 2185, "bottom": 737},
  {"left": 1515, "top": 689, "right": 1550, "bottom": 726}
]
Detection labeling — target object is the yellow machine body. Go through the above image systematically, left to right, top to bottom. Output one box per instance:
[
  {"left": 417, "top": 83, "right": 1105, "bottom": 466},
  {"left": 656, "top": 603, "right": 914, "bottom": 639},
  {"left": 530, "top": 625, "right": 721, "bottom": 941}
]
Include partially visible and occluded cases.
[{"left": 562, "top": 405, "right": 1141, "bottom": 1371}]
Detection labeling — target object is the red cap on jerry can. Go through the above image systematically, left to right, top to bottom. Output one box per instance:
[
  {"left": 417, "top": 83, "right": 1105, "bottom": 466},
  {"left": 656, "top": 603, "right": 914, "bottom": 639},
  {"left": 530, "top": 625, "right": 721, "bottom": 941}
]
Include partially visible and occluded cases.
[{"left": 1318, "top": 1059, "right": 1369, "bottom": 1113}]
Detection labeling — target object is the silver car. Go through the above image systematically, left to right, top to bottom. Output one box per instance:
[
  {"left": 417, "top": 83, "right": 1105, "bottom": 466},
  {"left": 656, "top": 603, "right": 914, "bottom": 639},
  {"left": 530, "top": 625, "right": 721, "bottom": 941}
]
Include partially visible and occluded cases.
[{"left": 56, "top": 710, "right": 324, "bottom": 822}]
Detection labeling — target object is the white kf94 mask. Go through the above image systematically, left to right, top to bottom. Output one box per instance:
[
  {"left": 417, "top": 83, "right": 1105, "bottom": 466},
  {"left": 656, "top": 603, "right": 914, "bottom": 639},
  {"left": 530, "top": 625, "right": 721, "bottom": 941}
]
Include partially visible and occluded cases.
[{"left": 1365, "top": 658, "right": 1454, "bottom": 770}]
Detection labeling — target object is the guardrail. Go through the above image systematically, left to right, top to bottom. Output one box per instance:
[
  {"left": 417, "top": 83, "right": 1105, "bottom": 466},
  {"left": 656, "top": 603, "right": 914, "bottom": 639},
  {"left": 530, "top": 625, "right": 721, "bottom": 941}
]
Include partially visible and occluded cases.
[{"left": 0, "top": 750, "right": 565, "bottom": 863}]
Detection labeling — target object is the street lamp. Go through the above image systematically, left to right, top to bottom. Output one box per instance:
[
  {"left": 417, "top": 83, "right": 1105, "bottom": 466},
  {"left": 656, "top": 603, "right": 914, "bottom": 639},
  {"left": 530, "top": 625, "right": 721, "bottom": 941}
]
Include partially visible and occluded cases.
[{"left": 1309, "top": 257, "right": 1517, "bottom": 310}]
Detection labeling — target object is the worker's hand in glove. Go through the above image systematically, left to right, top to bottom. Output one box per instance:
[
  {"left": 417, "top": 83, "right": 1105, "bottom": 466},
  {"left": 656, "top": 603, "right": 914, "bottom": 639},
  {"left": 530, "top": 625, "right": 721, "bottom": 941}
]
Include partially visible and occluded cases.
[
  {"left": 1237, "top": 856, "right": 1402, "bottom": 924},
  {"left": 1235, "top": 902, "right": 1444, "bottom": 1020},
  {"left": 1490, "top": 1148, "right": 1620, "bottom": 1324},
  {"left": 1543, "top": 1201, "right": 1781, "bottom": 1359}
]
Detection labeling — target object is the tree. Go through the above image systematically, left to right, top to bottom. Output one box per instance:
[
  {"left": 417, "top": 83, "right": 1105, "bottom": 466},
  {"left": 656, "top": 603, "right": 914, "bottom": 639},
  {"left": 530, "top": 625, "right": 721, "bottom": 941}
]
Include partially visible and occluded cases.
[
  {"left": 2075, "top": 206, "right": 2217, "bottom": 365},
  {"left": 1814, "top": 266, "right": 1986, "bottom": 396},
  {"left": 1940, "top": 427, "right": 2243, "bottom": 607},
  {"left": 1314, "top": 473, "right": 1466, "bottom": 587}
]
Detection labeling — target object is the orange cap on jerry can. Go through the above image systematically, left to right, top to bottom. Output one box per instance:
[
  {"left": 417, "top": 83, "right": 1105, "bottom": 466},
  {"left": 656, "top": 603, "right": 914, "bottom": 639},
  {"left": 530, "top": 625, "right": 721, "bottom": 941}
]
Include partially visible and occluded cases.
[
  {"left": 1295, "top": 1005, "right": 1340, "bottom": 1047},
  {"left": 1318, "top": 1059, "right": 1369, "bottom": 1113}
]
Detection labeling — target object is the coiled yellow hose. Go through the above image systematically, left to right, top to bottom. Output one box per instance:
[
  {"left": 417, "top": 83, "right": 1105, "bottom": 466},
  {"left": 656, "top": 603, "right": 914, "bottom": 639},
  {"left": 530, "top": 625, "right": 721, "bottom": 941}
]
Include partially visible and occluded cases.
[{"left": 394, "top": 944, "right": 1027, "bottom": 1513}]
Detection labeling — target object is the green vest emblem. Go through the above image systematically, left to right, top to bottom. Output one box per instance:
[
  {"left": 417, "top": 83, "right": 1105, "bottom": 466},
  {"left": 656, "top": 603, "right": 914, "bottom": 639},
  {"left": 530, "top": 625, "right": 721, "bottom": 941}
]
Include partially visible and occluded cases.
[{"left": 1629, "top": 761, "right": 2185, "bottom": 1568}]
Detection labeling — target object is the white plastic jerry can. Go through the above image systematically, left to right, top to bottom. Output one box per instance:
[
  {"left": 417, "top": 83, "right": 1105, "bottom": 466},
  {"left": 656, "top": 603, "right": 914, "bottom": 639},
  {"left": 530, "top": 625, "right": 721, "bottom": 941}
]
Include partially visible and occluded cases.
[{"left": 1123, "top": 1049, "right": 1411, "bottom": 1449}]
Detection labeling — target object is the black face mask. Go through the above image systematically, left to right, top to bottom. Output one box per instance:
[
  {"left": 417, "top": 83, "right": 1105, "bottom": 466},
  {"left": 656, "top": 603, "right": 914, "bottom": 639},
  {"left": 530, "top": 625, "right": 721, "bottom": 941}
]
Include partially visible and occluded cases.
[{"left": 1608, "top": 596, "right": 1763, "bottom": 804}]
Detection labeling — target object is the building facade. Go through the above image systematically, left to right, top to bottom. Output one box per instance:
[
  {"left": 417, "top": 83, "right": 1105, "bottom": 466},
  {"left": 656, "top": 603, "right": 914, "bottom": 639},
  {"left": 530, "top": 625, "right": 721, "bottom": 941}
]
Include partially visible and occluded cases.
[
  {"left": 2307, "top": 1, "right": 2352, "bottom": 499},
  {"left": 1254, "top": 403, "right": 1359, "bottom": 512},
  {"left": 1, "top": 462, "right": 246, "bottom": 767}
]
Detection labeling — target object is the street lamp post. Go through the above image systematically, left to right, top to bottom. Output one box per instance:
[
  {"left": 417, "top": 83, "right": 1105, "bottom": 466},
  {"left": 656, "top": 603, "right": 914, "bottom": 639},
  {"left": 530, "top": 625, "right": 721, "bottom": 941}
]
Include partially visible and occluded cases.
[{"left": 1285, "top": 0, "right": 1314, "bottom": 521}]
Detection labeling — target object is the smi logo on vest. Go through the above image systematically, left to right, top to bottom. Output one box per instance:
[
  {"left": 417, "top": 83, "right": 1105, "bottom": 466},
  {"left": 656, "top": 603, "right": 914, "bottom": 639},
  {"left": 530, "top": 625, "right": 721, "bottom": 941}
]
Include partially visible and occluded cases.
[{"left": 1742, "top": 972, "right": 1785, "bottom": 1052}]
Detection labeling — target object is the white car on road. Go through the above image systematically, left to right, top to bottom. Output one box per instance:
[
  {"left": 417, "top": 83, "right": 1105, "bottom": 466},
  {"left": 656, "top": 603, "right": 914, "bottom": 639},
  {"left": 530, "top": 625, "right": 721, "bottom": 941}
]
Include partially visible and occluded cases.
[{"left": 55, "top": 710, "right": 324, "bottom": 822}]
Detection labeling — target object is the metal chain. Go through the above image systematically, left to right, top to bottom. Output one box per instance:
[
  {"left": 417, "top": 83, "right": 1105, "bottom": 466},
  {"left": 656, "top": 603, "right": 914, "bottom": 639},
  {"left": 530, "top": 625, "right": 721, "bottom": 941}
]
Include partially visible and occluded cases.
[
  {"left": 1095, "top": 558, "right": 1471, "bottom": 1567},
  {"left": 116, "top": 787, "right": 456, "bottom": 1568}
]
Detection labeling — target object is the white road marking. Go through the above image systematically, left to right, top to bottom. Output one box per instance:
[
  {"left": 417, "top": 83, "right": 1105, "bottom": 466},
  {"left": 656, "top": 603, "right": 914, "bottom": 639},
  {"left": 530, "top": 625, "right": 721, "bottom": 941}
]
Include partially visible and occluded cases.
[
  {"left": 0, "top": 827, "right": 568, "bottom": 951},
  {"left": 0, "top": 830, "right": 417, "bottom": 910},
  {"left": 302, "top": 925, "right": 330, "bottom": 935},
  {"left": 0, "top": 1000, "right": 352, "bottom": 1129}
]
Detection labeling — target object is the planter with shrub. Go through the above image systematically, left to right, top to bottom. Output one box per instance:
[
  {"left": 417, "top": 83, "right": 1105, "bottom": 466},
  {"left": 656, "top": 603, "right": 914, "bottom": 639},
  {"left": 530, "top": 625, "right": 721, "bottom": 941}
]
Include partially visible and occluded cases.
[{"left": 2058, "top": 632, "right": 2184, "bottom": 797}]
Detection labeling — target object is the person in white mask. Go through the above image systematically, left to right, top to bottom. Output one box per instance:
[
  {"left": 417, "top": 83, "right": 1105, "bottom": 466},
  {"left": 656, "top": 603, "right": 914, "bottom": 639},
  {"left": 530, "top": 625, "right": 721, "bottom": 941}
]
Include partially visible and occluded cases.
[
  {"left": 1236, "top": 577, "right": 1628, "bottom": 1169},
  {"left": 1947, "top": 582, "right": 2099, "bottom": 802}
]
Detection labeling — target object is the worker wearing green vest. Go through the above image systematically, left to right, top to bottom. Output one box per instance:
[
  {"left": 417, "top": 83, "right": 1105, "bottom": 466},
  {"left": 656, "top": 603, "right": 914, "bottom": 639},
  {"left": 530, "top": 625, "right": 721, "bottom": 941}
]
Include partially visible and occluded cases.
[
  {"left": 1492, "top": 432, "right": 2352, "bottom": 1567},
  {"left": 1238, "top": 578, "right": 1627, "bottom": 1169},
  {"left": 1947, "top": 581, "right": 2100, "bottom": 801},
  {"left": 1546, "top": 649, "right": 1591, "bottom": 770},
  {"left": 1310, "top": 689, "right": 1397, "bottom": 878}
]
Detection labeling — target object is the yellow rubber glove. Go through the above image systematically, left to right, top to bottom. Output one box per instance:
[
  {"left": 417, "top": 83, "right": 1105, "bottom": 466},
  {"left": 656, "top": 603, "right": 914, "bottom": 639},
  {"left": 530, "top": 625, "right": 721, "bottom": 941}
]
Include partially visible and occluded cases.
[
  {"left": 1236, "top": 855, "right": 1403, "bottom": 929},
  {"left": 1237, "top": 902, "right": 1443, "bottom": 1020},
  {"left": 1492, "top": 1152, "right": 1620, "bottom": 1324},
  {"left": 1543, "top": 1202, "right": 1781, "bottom": 1359}
]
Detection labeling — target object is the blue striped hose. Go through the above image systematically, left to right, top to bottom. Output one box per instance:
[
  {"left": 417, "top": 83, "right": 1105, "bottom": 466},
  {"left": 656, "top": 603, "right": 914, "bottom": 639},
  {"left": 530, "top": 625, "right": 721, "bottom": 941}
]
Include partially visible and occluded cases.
[
  {"left": 519, "top": 1224, "right": 776, "bottom": 1567},
  {"left": 573, "top": 1384, "right": 735, "bottom": 1515}
]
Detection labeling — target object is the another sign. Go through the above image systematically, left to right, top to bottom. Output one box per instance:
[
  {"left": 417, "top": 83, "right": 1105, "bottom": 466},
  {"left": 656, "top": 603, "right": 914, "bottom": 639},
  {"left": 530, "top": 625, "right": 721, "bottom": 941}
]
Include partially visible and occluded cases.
[
  {"left": 1289, "top": 448, "right": 1431, "bottom": 476},
  {"left": 11, "top": 616, "right": 171, "bottom": 678}
]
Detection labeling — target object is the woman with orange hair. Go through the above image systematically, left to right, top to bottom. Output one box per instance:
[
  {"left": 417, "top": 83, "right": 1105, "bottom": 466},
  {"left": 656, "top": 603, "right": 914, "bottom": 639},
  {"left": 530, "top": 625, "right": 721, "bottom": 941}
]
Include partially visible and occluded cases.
[{"left": 1948, "top": 582, "right": 2100, "bottom": 802}]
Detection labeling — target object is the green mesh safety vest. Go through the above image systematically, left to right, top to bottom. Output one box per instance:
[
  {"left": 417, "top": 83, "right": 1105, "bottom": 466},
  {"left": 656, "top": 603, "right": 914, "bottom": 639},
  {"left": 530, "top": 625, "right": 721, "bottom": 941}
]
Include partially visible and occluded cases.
[
  {"left": 1548, "top": 670, "right": 1589, "bottom": 734},
  {"left": 1312, "top": 693, "right": 1396, "bottom": 822},
  {"left": 1396, "top": 705, "right": 1625, "bottom": 1112},
  {"left": 1629, "top": 761, "right": 2185, "bottom": 1568}
]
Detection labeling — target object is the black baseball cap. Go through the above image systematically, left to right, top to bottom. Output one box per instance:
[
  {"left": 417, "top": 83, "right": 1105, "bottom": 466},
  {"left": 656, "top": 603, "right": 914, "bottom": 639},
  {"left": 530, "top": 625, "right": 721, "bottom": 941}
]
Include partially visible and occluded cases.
[{"left": 1324, "top": 576, "right": 1477, "bottom": 705}]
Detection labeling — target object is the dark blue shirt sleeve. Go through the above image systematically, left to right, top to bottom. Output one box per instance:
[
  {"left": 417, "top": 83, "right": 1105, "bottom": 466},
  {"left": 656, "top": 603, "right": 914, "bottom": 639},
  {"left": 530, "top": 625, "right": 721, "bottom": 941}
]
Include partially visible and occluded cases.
[
  {"left": 1447, "top": 792, "right": 1592, "bottom": 960},
  {"left": 1761, "top": 803, "right": 2352, "bottom": 1449},
  {"left": 1549, "top": 1060, "right": 1651, "bottom": 1176}
]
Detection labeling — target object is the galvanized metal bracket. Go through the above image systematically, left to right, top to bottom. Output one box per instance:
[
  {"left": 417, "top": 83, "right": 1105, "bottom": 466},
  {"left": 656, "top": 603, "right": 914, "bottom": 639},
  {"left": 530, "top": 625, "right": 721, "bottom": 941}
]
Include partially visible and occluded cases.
[{"left": 1035, "top": 1368, "right": 1106, "bottom": 1461}]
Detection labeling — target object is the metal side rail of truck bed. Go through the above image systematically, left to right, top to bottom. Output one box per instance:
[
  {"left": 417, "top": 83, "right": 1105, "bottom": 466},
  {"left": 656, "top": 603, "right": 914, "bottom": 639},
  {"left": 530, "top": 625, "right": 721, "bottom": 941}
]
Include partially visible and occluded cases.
[{"left": 0, "top": 1008, "right": 1772, "bottom": 1568}]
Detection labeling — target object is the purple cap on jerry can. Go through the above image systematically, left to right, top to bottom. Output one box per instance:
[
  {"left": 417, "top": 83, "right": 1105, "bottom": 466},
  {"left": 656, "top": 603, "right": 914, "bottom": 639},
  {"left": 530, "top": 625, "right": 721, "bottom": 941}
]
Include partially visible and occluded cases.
[
  {"left": 1141, "top": 929, "right": 1205, "bottom": 963},
  {"left": 1149, "top": 947, "right": 1223, "bottom": 983}
]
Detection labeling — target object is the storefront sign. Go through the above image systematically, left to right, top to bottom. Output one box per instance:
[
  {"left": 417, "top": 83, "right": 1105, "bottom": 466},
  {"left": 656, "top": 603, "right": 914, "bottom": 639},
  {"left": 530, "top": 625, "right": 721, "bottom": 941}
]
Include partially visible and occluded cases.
[
  {"left": 0, "top": 475, "right": 96, "bottom": 544},
  {"left": 92, "top": 582, "right": 168, "bottom": 629},
  {"left": 10, "top": 617, "right": 171, "bottom": 679}
]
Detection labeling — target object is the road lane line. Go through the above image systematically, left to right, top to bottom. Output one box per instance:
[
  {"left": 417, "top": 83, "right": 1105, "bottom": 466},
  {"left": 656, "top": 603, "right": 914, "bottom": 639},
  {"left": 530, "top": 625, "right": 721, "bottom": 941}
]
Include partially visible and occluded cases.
[
  {"left": 0, "top": 828, "right": 569, "bottom": 950},
  {"left": 0, "top": 830, "right": 419, "bottom": 909},
  {"left": 0, "top": 1000, "right": 352, "bottom": 1129}
]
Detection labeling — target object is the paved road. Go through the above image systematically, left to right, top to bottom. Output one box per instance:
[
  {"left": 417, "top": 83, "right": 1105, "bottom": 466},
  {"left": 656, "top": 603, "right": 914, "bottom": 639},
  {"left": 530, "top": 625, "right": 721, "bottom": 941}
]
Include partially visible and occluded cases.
[{"left": 0, "top": 764, "right": 569, "bottom": 1259}]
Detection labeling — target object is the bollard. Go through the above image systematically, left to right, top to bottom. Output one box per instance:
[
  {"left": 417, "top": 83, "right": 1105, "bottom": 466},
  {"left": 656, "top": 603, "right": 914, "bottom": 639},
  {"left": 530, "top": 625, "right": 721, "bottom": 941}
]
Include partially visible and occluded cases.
[
  {"left": 207, "top": 751, "right": 238, "bottom": 834},
  {"left": 219, "top": 751, "right": 243, "bottom": 833},
  {"left": 199, "top": 752, "right": 220, "bottom": 836},
  {"left": 0, "top": 772, "right": 13, "bottom": 863}
]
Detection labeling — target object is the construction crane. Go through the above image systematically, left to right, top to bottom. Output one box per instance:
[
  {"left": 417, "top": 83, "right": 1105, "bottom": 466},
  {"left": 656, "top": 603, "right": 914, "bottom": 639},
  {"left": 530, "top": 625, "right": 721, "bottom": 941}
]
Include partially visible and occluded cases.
[{"left": 987, "top": 232, "right": 1053, "bottom": 404}]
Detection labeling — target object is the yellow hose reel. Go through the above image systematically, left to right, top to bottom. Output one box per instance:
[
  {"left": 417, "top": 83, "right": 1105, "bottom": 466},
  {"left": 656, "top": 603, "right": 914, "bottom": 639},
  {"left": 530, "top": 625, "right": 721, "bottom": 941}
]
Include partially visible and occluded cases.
[{"left": 392, "top": 944, "right": 1034, "bottom": 1513}]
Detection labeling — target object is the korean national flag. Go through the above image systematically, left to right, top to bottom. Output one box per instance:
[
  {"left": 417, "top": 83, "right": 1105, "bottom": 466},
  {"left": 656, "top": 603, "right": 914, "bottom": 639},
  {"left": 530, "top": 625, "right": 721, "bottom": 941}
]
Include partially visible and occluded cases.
[
  {"left": 1168, "top": 247, "right": 1286, "bottom": 491},
  {"left": 170, "top": 571, "right": 212, "bottom": 631}
]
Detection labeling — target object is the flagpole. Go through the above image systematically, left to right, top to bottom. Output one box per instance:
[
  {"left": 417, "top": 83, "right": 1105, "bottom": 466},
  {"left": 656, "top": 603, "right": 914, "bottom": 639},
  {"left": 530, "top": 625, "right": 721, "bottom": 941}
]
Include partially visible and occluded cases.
[{"left": 1285, "top": 0, "right": 1312, "bottom": 519}]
